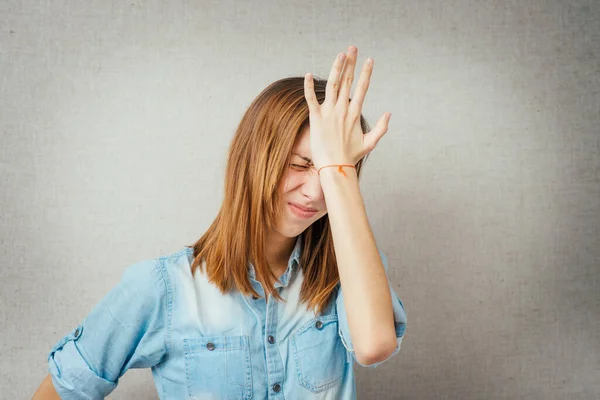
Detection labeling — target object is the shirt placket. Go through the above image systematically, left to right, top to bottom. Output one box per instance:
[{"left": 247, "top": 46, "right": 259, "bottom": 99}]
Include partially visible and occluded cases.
[{"left": 264, "top": 284, "right": 285, "bottom": 398}]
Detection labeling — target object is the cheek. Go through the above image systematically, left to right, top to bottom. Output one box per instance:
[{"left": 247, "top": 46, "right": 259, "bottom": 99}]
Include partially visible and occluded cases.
[{"left": 280, "top": 174, "right": 303, "bottom": 194}]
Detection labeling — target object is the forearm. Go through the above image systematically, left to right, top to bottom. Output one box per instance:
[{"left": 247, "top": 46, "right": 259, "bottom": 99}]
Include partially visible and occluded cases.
[
  {"left": 319, "top": 166, "right": 397, "bottom": 362},
  {"left": 32, "top": 374, "right": 61, "bottom": 400}
]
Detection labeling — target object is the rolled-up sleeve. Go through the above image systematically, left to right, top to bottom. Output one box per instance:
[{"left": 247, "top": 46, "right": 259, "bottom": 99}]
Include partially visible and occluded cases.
[
  {"left": 336, "top": 247, "right": 407, "bottom": 368},
  {"left": 48, "top": 258, "right": 171, "bottom": 399}
]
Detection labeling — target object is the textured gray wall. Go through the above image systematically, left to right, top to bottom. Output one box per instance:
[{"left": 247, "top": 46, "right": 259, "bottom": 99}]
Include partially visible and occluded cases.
[{"left": 1, "top": 1, "right": 599, "bottom": 399}]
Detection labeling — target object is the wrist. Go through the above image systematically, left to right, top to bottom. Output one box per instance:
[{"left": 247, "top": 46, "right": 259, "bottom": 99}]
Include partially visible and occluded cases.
[
  {"left": 317, "top": 164, "right": 357, "bottom": 177},
  {"left": 318, "top": 164, "right": 358, "bottom": 182}
]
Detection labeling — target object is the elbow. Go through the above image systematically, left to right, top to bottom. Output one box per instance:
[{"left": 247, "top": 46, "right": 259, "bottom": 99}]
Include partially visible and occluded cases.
[{"left": 354, "top": 334, "right": 398, "bottom": 366}]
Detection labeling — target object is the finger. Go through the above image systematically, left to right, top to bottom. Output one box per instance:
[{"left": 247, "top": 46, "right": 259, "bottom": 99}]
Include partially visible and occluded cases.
[
  {"left": 337, "top": 45, "right": 358, "bottom": 106},
  {"left": 325, "top": 53, "right": 347, "bottom": 105},
  {"left": 348, "top": 58, "right": 374, "bottom": 118},
  {"left": 304, "top": 73, "right": 319, "bottom": 113},
  {"left": 363, "top": 112, "right": 391, "bottom": 152}
]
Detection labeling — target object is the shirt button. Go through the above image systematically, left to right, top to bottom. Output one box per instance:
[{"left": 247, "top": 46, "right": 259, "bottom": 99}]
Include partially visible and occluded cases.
[
  {"left": 315, "top": 320, "right": 323, "bottom": 330},
  {"left": 74, "top": 328, "right": 80, "bottom": 338},
  {"left": 268, "top": 335, "right": 275, "bottom": 344},
  {"left": 206, "top": 342, "right": 215, "bottom": 351},
  {"left": 273, "top": 383, "right": 281, "bottom": 392}
]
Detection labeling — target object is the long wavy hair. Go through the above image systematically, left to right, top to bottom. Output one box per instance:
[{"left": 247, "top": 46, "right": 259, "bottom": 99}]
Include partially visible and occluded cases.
[{"left": 186, "top": 76, "right": 371, "bottom": 315}]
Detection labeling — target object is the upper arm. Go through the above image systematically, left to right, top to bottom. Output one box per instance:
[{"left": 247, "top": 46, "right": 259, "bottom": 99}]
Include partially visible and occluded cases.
[
  {"left": 336, "top": 247, "right": 407, "bottom": 368},
  {"left": 47, "top": 258, "right": 171, "bottom": 399}
]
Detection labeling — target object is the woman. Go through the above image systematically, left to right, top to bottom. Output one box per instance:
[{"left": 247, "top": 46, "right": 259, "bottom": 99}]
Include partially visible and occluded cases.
[{"left": 33, "top": 45, "right": 407, "bottom": 400}]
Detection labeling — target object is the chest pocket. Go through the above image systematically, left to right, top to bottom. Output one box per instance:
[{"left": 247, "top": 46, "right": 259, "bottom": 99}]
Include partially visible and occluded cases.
[
  {"left": 291, "top": 314, "right": 349, "bottom": 393},
  {"left": 183, "top": 335, "right": 252, "bottom": 400}
]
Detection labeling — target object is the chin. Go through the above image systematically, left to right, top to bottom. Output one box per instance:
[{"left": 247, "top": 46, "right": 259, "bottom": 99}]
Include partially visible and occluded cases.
[
  {"left": 285, "top": 216, "right": 325, "bottom": 237},
  {"left": 275, "top": 220, "right": 308, "bottom": 238},
  {"left": 277, "top": 225, "right": 305, "bottom": 238}
]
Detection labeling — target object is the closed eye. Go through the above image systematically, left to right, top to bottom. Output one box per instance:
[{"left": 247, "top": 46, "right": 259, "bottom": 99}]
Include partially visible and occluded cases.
[{"left": 290, "top": 164, "right": 309, "bottom": 170}]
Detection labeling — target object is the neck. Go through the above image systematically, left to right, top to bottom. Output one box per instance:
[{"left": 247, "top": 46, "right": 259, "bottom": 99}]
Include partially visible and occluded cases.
[
  {"left": 267, "top": 230, "right": 297, "bottom": 273},
  {"left": 251, "top": 231, "right": 297, "bottom": 279}
]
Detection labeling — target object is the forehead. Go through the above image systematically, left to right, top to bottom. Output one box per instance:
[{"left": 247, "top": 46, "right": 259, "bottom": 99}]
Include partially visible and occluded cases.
[{"left": 293, "top": 126, "right": 311, "bottom": 153}]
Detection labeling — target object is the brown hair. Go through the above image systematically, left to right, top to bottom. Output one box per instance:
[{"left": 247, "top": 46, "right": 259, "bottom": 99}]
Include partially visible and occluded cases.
[{"left": 186, "top": 76, "right": 371, "bottom": 314}]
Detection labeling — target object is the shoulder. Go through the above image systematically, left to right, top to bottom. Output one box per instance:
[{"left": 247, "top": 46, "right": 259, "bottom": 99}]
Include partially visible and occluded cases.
[
  {"left": 155, "top": 246, "right": 196, "bottom": 283},
  {"left": 157, "top": 246, "right": 194, "bottom": 268},
  {"left": 116, "top": 247, "right": 191, "bottom": 309},
  {"left": 108, "top": 249, "right": 192, "bottom": 345},
  {"left": 119, "top": 257, "right": 165, "bottom": 296}
]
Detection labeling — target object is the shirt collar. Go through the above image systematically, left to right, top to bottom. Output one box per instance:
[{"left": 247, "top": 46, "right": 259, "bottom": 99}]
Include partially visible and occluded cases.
[{"left": 248, "top": 234, "right": 302, "bottom": 287}]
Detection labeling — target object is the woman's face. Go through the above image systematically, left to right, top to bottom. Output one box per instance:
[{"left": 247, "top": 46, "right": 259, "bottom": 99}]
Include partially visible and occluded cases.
[{"left": 275, "top": 127, "right": 328, "bottom": 238}]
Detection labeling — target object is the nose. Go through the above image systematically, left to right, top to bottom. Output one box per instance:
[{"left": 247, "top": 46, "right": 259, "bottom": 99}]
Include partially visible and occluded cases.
[{"left": 300, "top": 166, "right": 325, "bottom": 204}]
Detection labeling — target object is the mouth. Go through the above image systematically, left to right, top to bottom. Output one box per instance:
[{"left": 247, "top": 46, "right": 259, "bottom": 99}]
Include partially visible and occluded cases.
[{"left": 288, "top": 202, "right": 318, "bottom": 219}]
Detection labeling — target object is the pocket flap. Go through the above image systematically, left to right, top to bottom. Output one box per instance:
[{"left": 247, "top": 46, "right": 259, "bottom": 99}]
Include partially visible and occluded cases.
[{"left": 184, "top": 335, "right": 248, "bottom": 353}]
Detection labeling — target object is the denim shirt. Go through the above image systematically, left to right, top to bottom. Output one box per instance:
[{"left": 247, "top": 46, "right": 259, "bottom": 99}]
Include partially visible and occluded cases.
[{"left": 48, "top": 235, "right": 407, "bottom": 399}]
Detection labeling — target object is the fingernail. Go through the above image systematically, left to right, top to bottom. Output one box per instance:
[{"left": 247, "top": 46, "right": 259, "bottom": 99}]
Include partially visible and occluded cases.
[
  {"left": 339, "top": 53, "right": 346, "bottom": 60},
  {"left": 367, "top": 58, "right": 373, "bottom": 65}
]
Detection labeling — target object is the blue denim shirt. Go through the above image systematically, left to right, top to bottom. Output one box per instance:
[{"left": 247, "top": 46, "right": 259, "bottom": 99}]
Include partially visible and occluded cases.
[{"left": 48, "top": 235, "right": 407, "bottom": 399}]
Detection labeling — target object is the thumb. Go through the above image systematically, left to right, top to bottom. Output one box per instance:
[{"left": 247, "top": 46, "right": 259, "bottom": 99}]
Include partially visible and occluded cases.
[{"left": 363, "top": 112, "right": 391, "bottom": 152}]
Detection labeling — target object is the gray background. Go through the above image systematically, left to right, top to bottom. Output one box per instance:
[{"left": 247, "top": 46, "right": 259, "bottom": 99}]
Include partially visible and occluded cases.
[{"left": 1, "top": 0, "right": 599, "bottom": 399}]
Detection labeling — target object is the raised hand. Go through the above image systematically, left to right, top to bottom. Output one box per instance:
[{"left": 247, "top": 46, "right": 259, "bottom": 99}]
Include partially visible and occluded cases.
[{"left": 304, "top": 45, "right": 392, "bottom": 172}]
